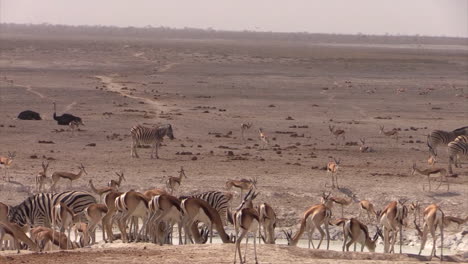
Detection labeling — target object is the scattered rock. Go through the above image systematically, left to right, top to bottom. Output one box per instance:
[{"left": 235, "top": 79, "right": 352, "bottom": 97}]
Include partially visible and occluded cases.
[
  {"left": 286, "top": 116, "right": 294, "bottom": 120},
  {"left": 38, "top": 140, "right": 54, "bottom": 144},
  {"left": 86, "top": 143, "right": 96, "bottom": 147},
  {"left": 227, "top": 151, "right": 234, "bottom": 156},
  {"left": 30, "top": 155, "right": 38, "bottom": 159},
  {"left": 191, "top": 156, "right": 198, "bottom": 161}
]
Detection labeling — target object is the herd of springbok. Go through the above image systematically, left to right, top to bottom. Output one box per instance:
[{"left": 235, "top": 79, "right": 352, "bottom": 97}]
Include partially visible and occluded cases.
[{"left": 0, "top": 122, "right": 466, "bottom": 263}]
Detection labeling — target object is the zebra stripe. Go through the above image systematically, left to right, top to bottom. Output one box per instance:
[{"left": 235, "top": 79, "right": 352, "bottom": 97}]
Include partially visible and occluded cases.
[
  {"left": 130, "top": 124, "right": 175, "bottom": 159},
  {"left": 427, "top": 126, "right": 468, "bottom": 156},
  {"left": 455, "top": 135, "right": 468, "bottom": 143},
  {"left": 448, "top": 141, "right": 468, "bottom": 174},
  {"left": 9, "top": 191, "right": 96, "bottom": 227},
  {"left": 183, "top": 191, "right": 233, "bottom": 226}
]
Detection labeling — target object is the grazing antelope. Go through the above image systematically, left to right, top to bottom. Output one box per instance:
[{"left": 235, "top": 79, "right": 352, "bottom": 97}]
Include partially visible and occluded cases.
[
  {"left": 241, "top": 122, "right": 252, "bottom": 142},
  {"left": 329, "top": 125, "right": 345, "bottom": 146},
  {"left": 379, "top": 126, "right": 399, "bottom": 142},
  {"left": 258, "top": 128, "right": 269, "bottom": 149},
  {"left": 359, "top": 138, "right": 374, "bottom": 153},
  {"left": 447, "top": 140, "right": 468, "bottom": 174},
  {"left": 0, "top": 151, "right": 16, "bottom": 181},
  {"left": 326, "top": 158, "right": 340, "bottom": 189},
  {"left": 36, "top": 161, "right": 52, "bottom": 192},
  {"left": 411, "top": 163, "right": 448, "bottom": 191},
  {"left": 50, "top": 164, "right": 88, "bottom": 191},
  {"left": 166, "top": 166, "right": 187, "bottom": 195},
  {"left": 108, "top": 171, "right": 126, "bottom": 189},
  {"left": 226, "top": 177, "right": 257, "bottom": 199},
  {"left": 89, "top": 179, "right": 115, "bottom": 202},
  {"left": 233, "top": 189, "right": 260, "bottom": 264},
  {"left": 102, "top": 190, "right": 123, "bottom": 243},
  {"left": 114, "top": 191, "right": 150, "bottom": 243},
  {"left": 285, "top": 192, "right": 333, "bottom": 249},
  {"left": 146, "top": 194, "right": 183, "bottom": 245},
  {"left": 331, "top": 196, "right": 352, "bottom": 218},
  {"left": 180, "top": 197, "right": 231, "bottom": 244},
  {"left": 358, "top": 200, "right": 377, "bottom": 222},
  {"left": 379, "top": 200, "right": 408, "bottom": 254},
  {"left": 409, "top": 201, "right": 422, "bottom": 227},
  {"left": 51, "top": 202, "right": 80, "bottom": 249},
  {"left": 258, "top": 202, "right": 276, "bottom": 244},
  {"left": 82, "top": 203, "right": 108, "bottom": 245},
  {"left": 414, "top": 204, "right": 444, "bottom": 261},
  {"left": 334, "top": 218, "right": 381, "bottom": 252},
  {"left": 0, "top": 222, "right": 37, "bottom": 253}
]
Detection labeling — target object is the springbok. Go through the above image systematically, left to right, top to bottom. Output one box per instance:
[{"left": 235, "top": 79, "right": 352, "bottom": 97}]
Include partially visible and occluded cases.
[
  {"left": 241, "top": 122, "right": 252, "bottom": 142},
  {"left": 329, "top": 125, "right": 345, "bottom": 146},
  {"left": 379, "top": 126, "right": 399, "bottom": 142},
  {"left": 258, "top": 128, "right": 269, "bottom": 149},
  {"left": 0, "top": 151, "right": 16, "bottom": 181},
  {"left": 326, "top": 158, "right": 340, "bottom": 189},
  {"left": 35, "top": 161, "right": 52, "bottom": 192},
  {"left": 50, "top": 163, "right": 87, "bottom": 191},
  {"left": 411, "top": 163, "right": 448, "bottom": 191},
  {"left": 166, "top": 166, "right": 187, "bottom": 195},
  {"left": 108, "top": 171, "right": 126, "bottom": 189},
  {"left": 226, "top": 177, "right": 257, "bottom": 199},
  {"left": 89, "top": 179, "right": 115, "bottom": 202},
  {"left": 102, "top": 190, "right": 123, "bottom": 243},
  {"left": 114, "top": 191, "right": 150, "bottom": 243},
  {"left": 146, "top": 194, "right": 183, "bottom": 245},
  {"left": 358, "top": 200, "right": 377, "bottom": 222},
  {"left": 379, "top": 200, "right": 408, "bottom": 254},
  {"left": 258, "top": 202, "right": 276, "bottom": 244},
  {"left": 414, "top": 204, "right": 444, "bottom": 261},
  {"left": 334, "top": 218, "right": 381, "bottom": 252},
  {"left": 0, "top": 222, "right": 38, "bottom": 253}
]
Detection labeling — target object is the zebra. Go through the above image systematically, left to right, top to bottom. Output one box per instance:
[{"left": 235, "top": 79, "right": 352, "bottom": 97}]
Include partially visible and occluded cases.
[
  {"left": 130, "top": 124, "right": 175, "bottom": 159},
  {"left": 427, "top": 126, "right": 468, "bottom": 158},
  {"left": 447, "top": 141, "right": 468, "bottom": 174},
  {"left": 8, "top": 191, "right": 96, "bottom": 228},
  {"left": 180, "top": 191, "right": 233, "bottom": 227}
]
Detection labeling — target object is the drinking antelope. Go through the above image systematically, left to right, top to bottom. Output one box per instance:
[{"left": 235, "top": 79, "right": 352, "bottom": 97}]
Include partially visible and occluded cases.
[
  {"left": 241, "top": 122, "right": 252, "bottom": 142},
  {"left": 329, "top": 125, "right": 345, "bottom": 146},
  {"left": 379, "top": 126, "right": 399, "bottom": 142},
  {"left": 258, "top": 128, "right": 269, "bottom": 149},
  {"left": 0, "top": 151, "right": 16, "bottom": 181},
  {"left": 326, "top": 158, "right": 340, "bottom": 189},
  {"left": 36, "top": 161, "right": 52, "bottom": 192},
  {"left": 411, "top": 163, "right": 448, "bottom": 191},
  {"left": 50, "top": 164, "right": 88, "bottom": 191},
  {"left": 166, "top": 166, "right": 187, "bottom": 195},
  {"left": 108, "top": 171, "right": 126, "bottom": 189},
  {"left": 226, "top": 177, "right": 257, "bottom": 199},
  {"left": 233, "top": 189, "right": 260, "bottom": 264},
  {"left": 102, "top": 190, "right": 123, "bottom": 243},
  {"left": 114, "top": 191, "right": 150, "bottom": 243},
  {"left": 285, "top": 192, "right": 333, "bottom": 249},
  {"left": 146, "top": 194, "right": 183, "bottom": 245},
  {"left": 379, "top": 200, "right": 408, "bottom": 254},
  {"left": 52, "top": 202, "right": 81, "bottom": 249},
  {"left": 258, "top": 202, "right": 276, "bottom": 244},
  {"left": 83, "top": 203, "right": 108, "bottom": 245},
  {"left": 414, "top": 204, "right": 445, "bottom": 261},
  {"left": 334, "top": 218, "right": 381, "bottom": 252},
  {"left": 0, "top": 222, "right": 38, "bottom": 253},
  {"left": 31, "top": 227, "right": 71, "bottom": 251}
]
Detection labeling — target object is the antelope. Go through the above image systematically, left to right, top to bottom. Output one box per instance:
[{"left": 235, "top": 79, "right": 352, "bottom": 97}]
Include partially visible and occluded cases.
[
  {"left": 69, "top": 120, "right": 82, "bottom": 136},
  {"left": 241, "top": 122, "right": 252, "bottom": 142},
  {"left": 329, "top": 125, "right": 345, "bottom": 146},
  {"left": 379, "top": 126, "right": 399, "bottom": 142},
  {"left": 258, "top": 128, "right": 269, "bottom": 149},
  {"left": 359, "top": 138, "right": 374, "bottom": 153},
  {"left": 0, "top": 151, "right": 16, "bottom": 181},
  {"left": 326, "top": 158, "right": 340, "bottom": 189},
  {"left": 36, "top": 161, "right": 52, "bottom": 192},
  {"left": 50, "top": 163, "right": 88, "bottom": 191},
  {"left": 411, "top": 163, "right": 448, "bottom": 191},
  {"left": 166, "top": 166, "right": 187, "bottom": 195},
  {"left": 108, "top": 171, "right": 126, "bottom": 189},
  {"left": 226, "top": 177, "right": 257, "bottom": 199},
  {"left": 89, "top": 179, "right": 115, "bottom": 202},
  {"left": 143, "top": 188, "right": 168, "bottom": 199},
  {"left": 233, "top": 189, "right": 260, "bottom": 264},
  {"left": 102, "top": 190, "right": 123, "bottom": 243},
  {"left": 114, "top": 191, "right": 150, "bottom": 243},
  {"left": 285, "top": 192, "right": 333, "bottom": 250},
  {"left": 146, "top": 194, "right": 183, "bottom": 245},
  {"left": 331, "top": 196, "right": 352, "bottom": 218},
  {"left": 180, "top": 197, "right": 231, "bottom": 244},
  {"left": 358, "top": 200, "right": 378, "bottom": 222},
  {"left": 379, "top": 200, "right": 408, "bottom": 254},
  {"left": 0, "top": 201, "right": 10, "bottom": 222},
  {"left": 409, "top": 201, "right": 422, "bottom": 227},
  {"left": 51, "top": 202, "right": 80, "bottom": 249},
  {"left": 258, "top": 202, "right": 276, "bottom": 244},
  {"left": 83, "top": 203, "right": 108, "bottom": 245},
  {"left": 414, "top": 204, "right": 444, "bottom": 261},
  {"left": 443, "top": 215, "right": 467, "bottom": 229},
  {"left": 334, "top": 218, "right": 382, "bottom": 252},
  {"left": 0, "top": 221, "right": 38, "bottom": 253},
  {"left": 71, "top": 222, "right": 90, "bottom": 247},
  {"left": 31, "top": 227, "right": 71, "bottom": 251}
]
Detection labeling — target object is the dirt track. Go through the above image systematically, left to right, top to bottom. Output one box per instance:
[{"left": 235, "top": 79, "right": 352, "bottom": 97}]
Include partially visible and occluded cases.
[{"left": 0, "top": 28, "right": 467, "bottom": 262}]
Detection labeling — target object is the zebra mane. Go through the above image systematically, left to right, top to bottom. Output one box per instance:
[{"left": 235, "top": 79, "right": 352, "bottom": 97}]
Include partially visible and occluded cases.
[{"left": 453, "top": 126, "right": 468, "bottom": 132}]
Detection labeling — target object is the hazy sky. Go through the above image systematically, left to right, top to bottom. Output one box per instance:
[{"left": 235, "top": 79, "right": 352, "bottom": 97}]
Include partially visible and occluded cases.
[{"left": 1, "top": 0, "right": 467, "bottom": 37}]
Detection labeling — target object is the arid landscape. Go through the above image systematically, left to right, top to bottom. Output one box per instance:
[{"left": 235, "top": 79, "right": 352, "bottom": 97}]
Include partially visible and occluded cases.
[{"left": 0, "top": 25, "right": 467, "bottom": 263}]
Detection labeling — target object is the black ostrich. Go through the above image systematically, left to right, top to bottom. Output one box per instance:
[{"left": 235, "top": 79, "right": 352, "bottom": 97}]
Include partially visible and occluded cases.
[
  {"left": 53, "top": 102, "right": 83, "bottom": 126},
  {"left": 18, "top": 110, "right": 42, "bottom": 120}
]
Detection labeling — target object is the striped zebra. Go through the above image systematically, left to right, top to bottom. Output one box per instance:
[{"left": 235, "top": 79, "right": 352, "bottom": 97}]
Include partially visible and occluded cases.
[
  {"left": 130, "top": 124, "right": 175, "bottom": 159},
  {"left": 427, "top": 126, "right": 468, "bottom": 157},
  {"left": 447, "top": 141, "right": 468, "bottom": 174},
  {"left": 8, "top": 191, "right": 96, "bottom": 227},
  {"left": 180, "top": 191, "right": 233, "bottom": 226}
]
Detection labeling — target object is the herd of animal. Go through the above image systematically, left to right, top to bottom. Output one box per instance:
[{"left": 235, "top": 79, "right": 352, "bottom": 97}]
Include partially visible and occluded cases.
[{"left": 0, "top": 102, "right": 467, "bottom": 263}]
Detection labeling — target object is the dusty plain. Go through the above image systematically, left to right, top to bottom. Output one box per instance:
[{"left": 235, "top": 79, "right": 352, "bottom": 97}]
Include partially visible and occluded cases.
[{"left": 0, "top": 26, "right": 467, "bottom": 263}]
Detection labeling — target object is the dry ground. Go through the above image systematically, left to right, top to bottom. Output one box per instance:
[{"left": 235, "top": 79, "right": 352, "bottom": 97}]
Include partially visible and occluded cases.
[{"left": 0, "top": 29, "right": 467, "bottom": 263}]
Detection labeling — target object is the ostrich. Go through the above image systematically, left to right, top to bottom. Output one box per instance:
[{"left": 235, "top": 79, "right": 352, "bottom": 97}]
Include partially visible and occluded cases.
[
  {"left": 53, "top": 102, "right": 83, "bottom": 126},
  {"left": 17, "top": 110, "right": 42, "bottom": 120}
]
